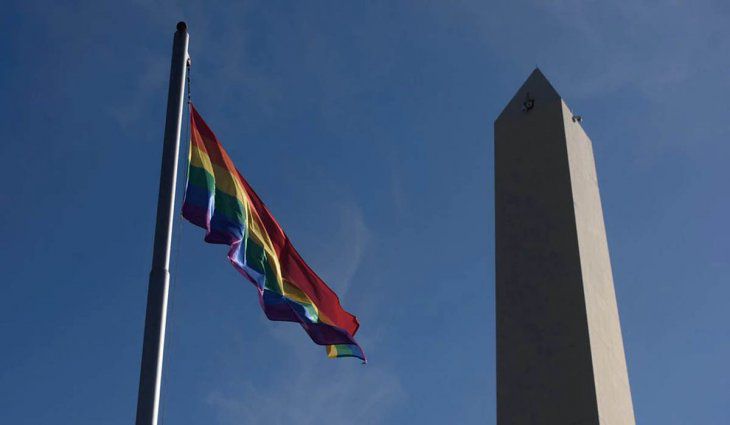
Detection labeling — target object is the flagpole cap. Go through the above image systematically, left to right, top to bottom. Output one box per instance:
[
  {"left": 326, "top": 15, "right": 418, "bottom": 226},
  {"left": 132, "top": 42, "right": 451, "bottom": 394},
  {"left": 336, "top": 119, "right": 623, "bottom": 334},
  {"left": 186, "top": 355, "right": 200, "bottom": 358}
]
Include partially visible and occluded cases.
[{"left": 176, "top": 21, "right": 187, "bottom": 32}]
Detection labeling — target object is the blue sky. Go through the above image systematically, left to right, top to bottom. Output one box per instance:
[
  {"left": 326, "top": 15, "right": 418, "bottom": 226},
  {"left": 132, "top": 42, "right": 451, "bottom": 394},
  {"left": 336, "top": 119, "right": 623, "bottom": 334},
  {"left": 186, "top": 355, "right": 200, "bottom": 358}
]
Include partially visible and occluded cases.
[{"left": 1, "top": 1, "right": 728, "bottom": 424}]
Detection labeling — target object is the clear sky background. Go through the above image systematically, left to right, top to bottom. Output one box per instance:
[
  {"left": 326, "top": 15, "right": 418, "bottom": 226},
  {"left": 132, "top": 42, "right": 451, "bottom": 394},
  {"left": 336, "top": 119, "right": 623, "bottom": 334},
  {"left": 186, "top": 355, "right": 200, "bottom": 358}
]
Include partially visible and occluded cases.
[{"left": 1, "top": 1, "right": 728, "bottom": 424}]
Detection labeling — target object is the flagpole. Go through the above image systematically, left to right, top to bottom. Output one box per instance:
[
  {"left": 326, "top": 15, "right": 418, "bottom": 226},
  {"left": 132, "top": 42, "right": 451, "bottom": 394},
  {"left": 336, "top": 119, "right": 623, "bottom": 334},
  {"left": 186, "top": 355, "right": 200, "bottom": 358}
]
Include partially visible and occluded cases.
[{"left": 135, "top": 21, "right": 189, "bottom": 425}]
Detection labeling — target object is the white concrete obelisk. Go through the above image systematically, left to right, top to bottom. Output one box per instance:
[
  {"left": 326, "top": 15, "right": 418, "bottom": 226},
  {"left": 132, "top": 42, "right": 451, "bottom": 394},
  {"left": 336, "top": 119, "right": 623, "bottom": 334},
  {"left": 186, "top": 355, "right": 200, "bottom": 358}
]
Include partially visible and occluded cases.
[{"left": 494, "top": 69, "right": 635, "bottom": 424}]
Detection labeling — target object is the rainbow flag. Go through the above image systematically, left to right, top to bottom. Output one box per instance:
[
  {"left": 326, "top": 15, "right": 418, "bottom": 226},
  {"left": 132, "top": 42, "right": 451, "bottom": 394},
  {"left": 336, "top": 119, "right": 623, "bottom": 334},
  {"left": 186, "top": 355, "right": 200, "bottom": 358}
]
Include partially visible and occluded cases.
[{"left": 181, "top": 104, "right": 365, "bottom": 362}]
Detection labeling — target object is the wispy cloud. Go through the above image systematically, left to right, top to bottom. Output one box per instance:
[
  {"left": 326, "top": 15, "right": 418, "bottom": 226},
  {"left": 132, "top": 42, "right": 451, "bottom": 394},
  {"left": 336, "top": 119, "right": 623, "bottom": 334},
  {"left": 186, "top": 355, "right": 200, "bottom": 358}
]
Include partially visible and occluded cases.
[
  {"left": 451, "top": 0, "right": 730, "bottom": 99},
  {"left": 545, "top": 0, "right": 728, "bottom": 96},
  {"left": 107, "top": 52, "right": 169, "bottom": 129},
  {"left": 320, "top": 202, "right": 372, "bottom": 297},
  {"left": 208, "top": 312, "right": 401, "bottom": 425},
  {"left": 207, "top": 360, "right": 404, "bottom": 425}
]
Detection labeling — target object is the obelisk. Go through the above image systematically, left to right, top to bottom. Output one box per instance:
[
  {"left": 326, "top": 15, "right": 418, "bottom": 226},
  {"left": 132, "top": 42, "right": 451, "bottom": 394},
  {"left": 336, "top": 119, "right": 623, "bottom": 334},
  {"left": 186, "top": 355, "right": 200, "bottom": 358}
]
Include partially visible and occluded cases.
[{"left": 495, "top": 69, "right": 635, "bottom": 424}]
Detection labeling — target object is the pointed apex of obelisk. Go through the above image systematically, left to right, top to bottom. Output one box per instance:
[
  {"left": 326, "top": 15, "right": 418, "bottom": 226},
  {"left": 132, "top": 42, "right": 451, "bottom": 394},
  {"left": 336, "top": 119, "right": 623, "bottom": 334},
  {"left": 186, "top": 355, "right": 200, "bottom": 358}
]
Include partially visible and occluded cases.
[{"left": 497, "top": 67, "right": 563, "bottom": 122}]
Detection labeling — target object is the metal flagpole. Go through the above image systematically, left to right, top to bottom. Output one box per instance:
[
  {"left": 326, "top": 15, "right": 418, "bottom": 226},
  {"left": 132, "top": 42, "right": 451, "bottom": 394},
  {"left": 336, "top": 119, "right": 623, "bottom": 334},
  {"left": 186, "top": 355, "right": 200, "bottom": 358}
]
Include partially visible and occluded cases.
[{"left": 135, "top": 21, "right": 189, "bottom": 425}]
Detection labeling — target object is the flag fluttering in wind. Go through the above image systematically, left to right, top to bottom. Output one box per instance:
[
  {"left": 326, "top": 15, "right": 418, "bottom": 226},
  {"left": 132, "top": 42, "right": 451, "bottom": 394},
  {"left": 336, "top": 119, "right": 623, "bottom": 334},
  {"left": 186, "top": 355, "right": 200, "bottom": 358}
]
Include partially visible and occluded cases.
[{"left": 181, "top": 104, "right": 365, "bottom": 362}]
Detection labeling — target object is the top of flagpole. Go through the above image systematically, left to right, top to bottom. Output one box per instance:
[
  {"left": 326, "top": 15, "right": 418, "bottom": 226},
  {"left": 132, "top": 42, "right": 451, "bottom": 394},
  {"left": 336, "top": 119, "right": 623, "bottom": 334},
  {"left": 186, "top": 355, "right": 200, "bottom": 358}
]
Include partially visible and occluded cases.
[{"left": 176, "top": 21, "right": 187, "bottom": 32}]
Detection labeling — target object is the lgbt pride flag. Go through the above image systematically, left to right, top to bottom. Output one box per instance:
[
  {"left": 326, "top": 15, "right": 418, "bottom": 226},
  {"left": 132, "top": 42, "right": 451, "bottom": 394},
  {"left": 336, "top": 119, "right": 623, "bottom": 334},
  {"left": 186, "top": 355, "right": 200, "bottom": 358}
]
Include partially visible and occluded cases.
[{"left": 181, "top": 104, "right": 365, "bottom": 362}]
